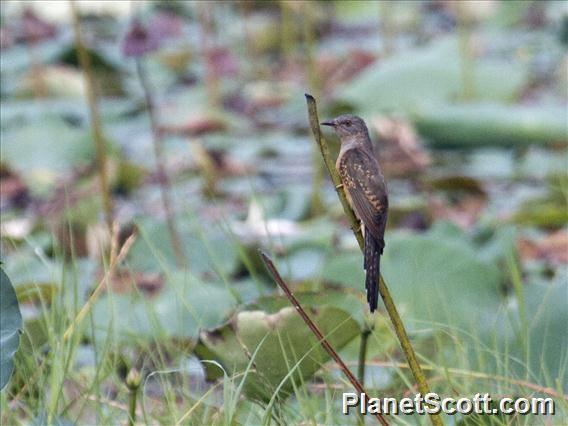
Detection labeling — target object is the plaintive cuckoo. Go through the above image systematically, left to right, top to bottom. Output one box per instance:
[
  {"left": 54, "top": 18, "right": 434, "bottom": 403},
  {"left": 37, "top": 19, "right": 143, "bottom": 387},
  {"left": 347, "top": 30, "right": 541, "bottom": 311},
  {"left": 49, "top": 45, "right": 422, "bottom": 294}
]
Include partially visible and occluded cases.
[{"left": 321, "top": 115, "right": 388, "bottom": 312}]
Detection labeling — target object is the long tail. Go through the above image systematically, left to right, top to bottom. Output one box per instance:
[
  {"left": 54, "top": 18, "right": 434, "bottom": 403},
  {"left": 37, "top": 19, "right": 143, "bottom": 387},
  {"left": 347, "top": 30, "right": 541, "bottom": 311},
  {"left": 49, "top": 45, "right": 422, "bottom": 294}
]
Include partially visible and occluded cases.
[{"left": 364, "top": 231, "right": 383, "bottom": 312}]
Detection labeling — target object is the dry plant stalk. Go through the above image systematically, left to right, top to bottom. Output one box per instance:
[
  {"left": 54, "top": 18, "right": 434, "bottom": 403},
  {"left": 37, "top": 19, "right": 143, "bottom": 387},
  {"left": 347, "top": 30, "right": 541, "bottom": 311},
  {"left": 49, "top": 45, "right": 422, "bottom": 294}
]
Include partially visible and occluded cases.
[
  {"left": 69, "top": 0, "right": 113, "bottom": 229},
  {"left": 134, "top": 59, "right": 186, "bottom": 269},
  {"left": 305, "top": 94, "right": 444, "bottom": 426},
  {"left": 63, "top": 224, "right": 136, "bottom": 342},
  {"left": 259, "top": 251, "right": 389, "bottom": 426}
]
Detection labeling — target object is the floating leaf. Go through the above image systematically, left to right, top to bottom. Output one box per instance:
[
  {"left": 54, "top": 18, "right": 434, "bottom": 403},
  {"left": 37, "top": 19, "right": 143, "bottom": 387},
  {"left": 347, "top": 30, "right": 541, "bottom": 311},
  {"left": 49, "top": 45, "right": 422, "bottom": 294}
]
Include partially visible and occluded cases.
[
  {"left": 336, "top": 36, "right": 526, "bottom": 114},
  {"left": 413, "top": 103, "right": 567, "bottom": 148},
  {"left": 0, "top": 117, "right": 95, "bottom": 196},
  {"left": 127, "top": 217, "right": 239, "bottom": 277},
  {"left": 324, "top": 227, "right": 503, "bottom": 331},
  {"left": 382, "top": 231, "right": 502, "bottom": 331},
  {"left": 322, "top": 252, "right": 365, "bottom": 290},
  {"left": 91, "top": 272, "right": 237, "bottom": 346},
  {"left": 196, "top": 294, "right": 361, "bottom": 402}
]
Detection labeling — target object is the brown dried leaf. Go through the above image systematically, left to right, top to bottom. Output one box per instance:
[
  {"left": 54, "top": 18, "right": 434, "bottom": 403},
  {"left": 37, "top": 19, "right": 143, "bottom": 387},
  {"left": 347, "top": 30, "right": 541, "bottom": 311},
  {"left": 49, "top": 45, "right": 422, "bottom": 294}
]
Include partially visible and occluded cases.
[
  {"left": 318, "top": 50, "right": 377, "bottom": 91},
  {"left": 158, "top": 114, "right": 226, "bottom": 137},
  {"left": 371, "top": 115, "right": 431, "bottom": 176},
  {"left": 0, "top": 168, "right": 30, "bottom": 209},
  {"left": 429, "top": 194, "right": 487, "bottom": 229},
  {"left": 517, "top": 231, "right": 568, "bottom": 264},
  {"left": 105, "top": 269, "right": 164, "bottom": 295}
]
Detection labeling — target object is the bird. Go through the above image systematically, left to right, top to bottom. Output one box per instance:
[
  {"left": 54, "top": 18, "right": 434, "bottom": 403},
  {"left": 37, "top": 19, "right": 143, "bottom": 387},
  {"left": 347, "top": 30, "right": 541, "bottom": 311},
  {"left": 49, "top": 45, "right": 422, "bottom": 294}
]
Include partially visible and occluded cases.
[{"left": 321, "top": 115, "right": 388, "bottom": 312}]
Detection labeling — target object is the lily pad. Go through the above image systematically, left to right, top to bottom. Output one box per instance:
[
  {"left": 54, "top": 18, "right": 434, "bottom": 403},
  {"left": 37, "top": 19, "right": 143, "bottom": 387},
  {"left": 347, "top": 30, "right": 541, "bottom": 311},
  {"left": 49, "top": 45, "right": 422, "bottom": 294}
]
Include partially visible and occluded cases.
[
  {"left": 336, "top": 36, "right": 526, "bottom": 114},
  {"left": 413, "top": 103, "right": 567, "bottom": 148},
  {"left": 0, "top": 117, "right": 95, "bottom": 196},
  {"left": 127, "top": 217, "right": 239, "bottom": 277},
  {"left": 323, "top": 227, "right": 503, "bottom": 331},
  {"left": 383, "top": 231, "right": 503, "bottom": 331},
  {"left": 0, "top": 267, "right": 23, "bottom": 390},
  {"left": 91, "top": 272, "right": 237, "bottom": 346},
  {"left": 195, "top": 294, "right": 361, "bottom": 401}
]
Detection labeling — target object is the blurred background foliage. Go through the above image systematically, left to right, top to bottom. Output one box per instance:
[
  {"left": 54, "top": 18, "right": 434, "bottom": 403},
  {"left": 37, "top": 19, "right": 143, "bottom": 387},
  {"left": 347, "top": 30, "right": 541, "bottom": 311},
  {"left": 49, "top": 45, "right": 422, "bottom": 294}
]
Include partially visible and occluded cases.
[{"left": 0, "top": 1, "right": 566, "bottom": 424}]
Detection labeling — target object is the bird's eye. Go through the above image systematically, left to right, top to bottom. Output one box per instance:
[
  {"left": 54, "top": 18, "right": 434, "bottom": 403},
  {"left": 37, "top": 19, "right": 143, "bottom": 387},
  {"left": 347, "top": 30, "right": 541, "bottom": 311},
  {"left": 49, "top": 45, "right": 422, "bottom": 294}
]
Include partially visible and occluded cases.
[{"left": 345, "top": 120, "right": 352, "bottom": 127}]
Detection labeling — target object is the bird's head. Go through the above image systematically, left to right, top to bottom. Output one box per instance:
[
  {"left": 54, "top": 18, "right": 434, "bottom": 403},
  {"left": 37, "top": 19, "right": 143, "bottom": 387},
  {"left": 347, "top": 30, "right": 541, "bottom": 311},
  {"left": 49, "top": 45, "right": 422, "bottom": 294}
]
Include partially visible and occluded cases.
[{"left": 321, "top": 114, "right": 368, "bottom": 139}]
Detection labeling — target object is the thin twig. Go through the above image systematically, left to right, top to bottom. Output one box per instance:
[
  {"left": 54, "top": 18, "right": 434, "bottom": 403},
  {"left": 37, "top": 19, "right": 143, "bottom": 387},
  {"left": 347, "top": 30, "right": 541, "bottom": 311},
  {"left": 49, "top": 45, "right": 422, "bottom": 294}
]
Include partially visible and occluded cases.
[
  {"left": 69, "top": 0, "right": 113, "bottom": 229},
  {"left": 135, "top": 59, "right": 186, "bottom": 269},
  {"left": 305, "top": 94, "right": 443, "bottom": 426},
  {"left": 259, "top": 251, "right": 389, "bottom": 426}
]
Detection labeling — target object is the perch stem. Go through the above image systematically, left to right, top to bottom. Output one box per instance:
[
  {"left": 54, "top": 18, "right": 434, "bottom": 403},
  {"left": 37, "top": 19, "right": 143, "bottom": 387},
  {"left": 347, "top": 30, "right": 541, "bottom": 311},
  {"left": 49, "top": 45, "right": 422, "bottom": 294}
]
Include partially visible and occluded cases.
[
  {"left": 305, "top": 94, "right": 443, "bottom": 426},
  {"left": 260, "top": 251, "right": 389, "bottom": 426}
]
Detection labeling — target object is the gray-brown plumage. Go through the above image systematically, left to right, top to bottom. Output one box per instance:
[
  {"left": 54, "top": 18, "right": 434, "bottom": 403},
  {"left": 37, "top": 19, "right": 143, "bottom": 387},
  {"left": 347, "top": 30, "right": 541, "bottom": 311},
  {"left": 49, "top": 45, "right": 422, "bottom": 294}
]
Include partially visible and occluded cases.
[{"left": 321, "top": 114, "right": 388, "bottom": 312}]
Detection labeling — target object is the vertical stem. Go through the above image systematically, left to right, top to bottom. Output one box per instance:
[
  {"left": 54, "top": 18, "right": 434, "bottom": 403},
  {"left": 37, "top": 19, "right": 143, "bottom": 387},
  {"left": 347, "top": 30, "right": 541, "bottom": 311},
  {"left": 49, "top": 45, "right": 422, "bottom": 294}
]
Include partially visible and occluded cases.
[
  {"left": 69, "top": 0, "right": 113, "bottom": 229},
  {"left": 280, "top": 0, "right": 295, "bottom": 62},
  {"left": 379, "top": 1, "right": 394, "bottom": 56},
  {"left": 302, "top": 2, "right": 318, "bottom": 97},
  {"left": 457, "top": 2, "right": 475, "bottom": 101},
  {"left": 198, "top": 3, "right": 220, "bottom": 107},
  {"left": 302, "top": 3, "right": 324, "bottom": 217},
  {"left": 27, "top": 41, "right": 48, "bottom": 98},
  {"left": 135, "top": 59, "right": 186, "bottom": 269},
  {"left": 305, "top": 94, "right": 444, "bottom": 426},
  {"left": 507, "top": 251, "right": 529, "bottom": 380},
  {"left": 357, "top": 329, "right": 371, "bottom": 386},
  {"left": 126, "top": 368, "right": 141, "bottom": 426},
  {"left": 128, "top": 388, "right": 137, "bottom": 426}
]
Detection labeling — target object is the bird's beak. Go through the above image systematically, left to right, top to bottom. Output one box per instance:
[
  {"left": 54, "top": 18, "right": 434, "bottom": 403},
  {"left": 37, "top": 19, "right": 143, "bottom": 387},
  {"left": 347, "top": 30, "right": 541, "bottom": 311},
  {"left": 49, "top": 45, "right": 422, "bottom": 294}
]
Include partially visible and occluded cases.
[{"left": 320, "top": 120, "right": 335, "bottom": 127}]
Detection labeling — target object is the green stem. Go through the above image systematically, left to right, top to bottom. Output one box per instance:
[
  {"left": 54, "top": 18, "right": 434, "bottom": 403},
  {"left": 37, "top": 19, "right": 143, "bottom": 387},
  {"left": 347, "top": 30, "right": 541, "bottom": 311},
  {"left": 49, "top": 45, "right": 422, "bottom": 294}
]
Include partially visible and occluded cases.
[
  {"left": 70, "top": 0, "right": 113, "bottom": 229},
  {"left": 280, "top": 0, "right": 294, "bottom": 61},
  {"left": 457, "top": 2, "right": 475, "bottom": 101},
  {"left": 301, "top": 3, "right": 324, "bottom": 216},
  {"left": 135, "top": 59, "right": 186, "bottom": 269},
  {"left": 305, "top": 94, "right": 444, "bottom": 426},
  {"left": 357, "top": 329, "right": 371, "bottom": 386},
  {"left": 126, "top": 368, "right": 141, "bottom": 426},
  {"left": 128, "top": 388, "right": 137, "bottom": 426}
]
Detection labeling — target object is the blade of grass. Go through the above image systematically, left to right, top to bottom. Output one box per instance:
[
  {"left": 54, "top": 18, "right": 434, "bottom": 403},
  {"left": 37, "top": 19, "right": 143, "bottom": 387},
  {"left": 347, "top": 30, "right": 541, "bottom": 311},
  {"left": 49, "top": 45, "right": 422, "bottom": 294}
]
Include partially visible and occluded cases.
[
  {"left": 305, "top": 93, "right": 443, "bottom": 426},
  {"left": 259, "top": 251, "right": 388, "bottom": 426}
]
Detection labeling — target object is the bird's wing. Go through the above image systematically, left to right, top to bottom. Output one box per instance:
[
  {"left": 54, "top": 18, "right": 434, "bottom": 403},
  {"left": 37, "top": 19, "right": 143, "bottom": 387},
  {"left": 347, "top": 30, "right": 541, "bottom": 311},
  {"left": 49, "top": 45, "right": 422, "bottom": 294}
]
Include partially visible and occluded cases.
[{"left": 338, "top": 148, "right": 388, "bottom": 245}]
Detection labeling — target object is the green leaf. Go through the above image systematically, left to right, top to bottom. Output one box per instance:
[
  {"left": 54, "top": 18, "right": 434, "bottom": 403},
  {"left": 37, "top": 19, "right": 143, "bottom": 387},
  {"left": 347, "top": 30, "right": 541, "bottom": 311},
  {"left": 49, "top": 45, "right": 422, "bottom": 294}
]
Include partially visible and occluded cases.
[
  {"left": 336, "top": 36, "right": 526, "bottom": 114},
  {"left": 413, "top": 103, "right": 567, "bottom": 148},
  {"left": 0, "top": 117, "right": 95, "bottom": 196},
  {"left": 128, "top": 217, "right": 239, "bottom": 277},
  {"left": 323, "top": 228, "right": 503, "bottom": 332},
  {"left": 382, "top": 231, "right": 502, "bottom": 331},
  {"left": 322, "top": 252, "right": 365, "bottom": 290},
  {"left": 0, "top": 267, "right": 23, "bottom": 390},
  {"left": 91, "top": 272, "right": 237, "bottom": 346},
  {"left": 195, "top": 294, "right": 361, "bottom": 402}
]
